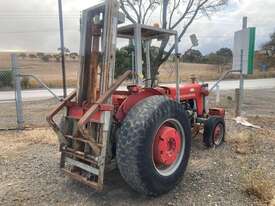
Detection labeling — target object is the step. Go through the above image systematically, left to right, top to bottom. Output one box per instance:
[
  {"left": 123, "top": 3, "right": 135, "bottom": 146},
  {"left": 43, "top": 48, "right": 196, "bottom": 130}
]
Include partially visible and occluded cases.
[
  {"left": 62, "top": 149, "right": 98, "bottom": 165},
  {"left": 65, "top": 157, "right": 99, "bottom": 176},
  {"left": 62, "top": 168, "right": 101, "bottom": 190}
]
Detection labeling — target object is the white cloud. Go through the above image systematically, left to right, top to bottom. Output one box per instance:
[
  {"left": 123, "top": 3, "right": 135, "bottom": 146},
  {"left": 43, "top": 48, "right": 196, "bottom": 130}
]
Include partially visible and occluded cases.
[
  {"left": 0, "top": 0, "right": 274, "bottom": 54},
  {"left": 184, "top": 0, "right": 275, "bottom": 54}
]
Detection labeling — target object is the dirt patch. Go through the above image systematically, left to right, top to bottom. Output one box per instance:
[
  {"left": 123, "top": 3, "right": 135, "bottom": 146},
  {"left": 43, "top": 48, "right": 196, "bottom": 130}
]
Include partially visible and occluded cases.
[{"left": 0, "top": 89, "right": 275, "bottom": 205}]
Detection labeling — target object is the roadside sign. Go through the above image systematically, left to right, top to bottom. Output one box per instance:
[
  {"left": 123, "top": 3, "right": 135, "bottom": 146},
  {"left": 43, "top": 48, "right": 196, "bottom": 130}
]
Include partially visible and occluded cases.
[
  {"left": 232, "top": 27, "right": 256, "bottom": 75},
  {"left": 190, "top": 34, "right": 199, "bottom": 47}
]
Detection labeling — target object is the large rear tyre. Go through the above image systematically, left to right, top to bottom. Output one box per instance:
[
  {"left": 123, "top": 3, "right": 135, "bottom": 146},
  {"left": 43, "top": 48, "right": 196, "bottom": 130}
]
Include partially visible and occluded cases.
[{"left": 116, "top": 96, "right": 191, "bottom": 196}]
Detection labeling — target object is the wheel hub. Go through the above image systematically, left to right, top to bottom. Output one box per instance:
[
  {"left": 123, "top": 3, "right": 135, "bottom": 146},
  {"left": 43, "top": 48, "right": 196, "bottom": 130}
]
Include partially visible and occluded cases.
[
  {"left": 213, "top": 123, "right": 223, "bottom": 144},
  {"left": 154, "top": 126, "right": 182, "bottom": 166}
]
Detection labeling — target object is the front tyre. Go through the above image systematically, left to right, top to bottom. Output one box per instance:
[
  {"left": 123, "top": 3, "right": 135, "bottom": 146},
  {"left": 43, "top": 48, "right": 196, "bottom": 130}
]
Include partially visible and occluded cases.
[
  {"left": 116, "top": 96, "right": 191, "bottom": 196},
  {"left": 203, "top": 116, "right": 225, "bottom": 148}
]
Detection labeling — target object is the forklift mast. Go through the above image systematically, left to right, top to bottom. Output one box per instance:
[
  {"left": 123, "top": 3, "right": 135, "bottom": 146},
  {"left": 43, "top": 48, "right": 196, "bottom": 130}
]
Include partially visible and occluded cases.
[{"left": 77, "top": 0, "right": 121, "bottom": 104}]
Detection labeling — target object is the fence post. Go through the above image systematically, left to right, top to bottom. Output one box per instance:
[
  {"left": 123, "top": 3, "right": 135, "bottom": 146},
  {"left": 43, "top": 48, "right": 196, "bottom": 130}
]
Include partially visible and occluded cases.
[
  {"left": 238, "top": 49, "right": 244, "bottom": 117},
  {"left": 11, "top": 54, "right": 24, "bottom": 129},
  {"left": 235, "top": 88, "right": 240, "bottom": 117}
]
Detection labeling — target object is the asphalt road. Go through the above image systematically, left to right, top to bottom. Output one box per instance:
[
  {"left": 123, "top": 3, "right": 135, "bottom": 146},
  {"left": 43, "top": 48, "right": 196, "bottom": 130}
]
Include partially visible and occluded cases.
[{"left": 0, "top": 78, "right": 274, "bottom": 102}]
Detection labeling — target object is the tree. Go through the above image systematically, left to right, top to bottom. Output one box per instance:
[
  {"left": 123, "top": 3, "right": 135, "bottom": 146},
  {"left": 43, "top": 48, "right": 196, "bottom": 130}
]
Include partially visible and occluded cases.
[
  {"left": 120, "top": 0, "right": 228, "bottom": 82},
  {"left": 258, "top": 31, "right": 275, "bottom": 68},
  {"left": 262, "top": 31, "right": 275, "bottom": 56},
  {"left": 115, "top": 46, "right": 133, "bottom": 78},
  {"left": 58, "top": 47, "right": 70, "bottom": 55},
  {"left": 205, "top": 48, "right": 232, "bottom": 72},
  {"left": 216, "top": 48, "right": 232, "bottom": 59},
  {"left": 181, "top": 49, "right": 203, "bottom": 63},
  {"left": 37, "top": 52, "right": 45, "bottom": 58},
  {"left": 70, "top": 52, "right": 79, "bottom": 60},
  {"left": 206, "top": 52, "right": 222, "bottom": 65},
  {"left": 18, "top": 53, "right": 27, "bottom": 59},
  {"left": 29, "top": 54, "right": 37, "bottom": 59},
  {"left": 53, "top": 54, "right": 61, "bottom": 62},
  {"left": 41, "top": 55, "right": 51, "bottom": 62}
]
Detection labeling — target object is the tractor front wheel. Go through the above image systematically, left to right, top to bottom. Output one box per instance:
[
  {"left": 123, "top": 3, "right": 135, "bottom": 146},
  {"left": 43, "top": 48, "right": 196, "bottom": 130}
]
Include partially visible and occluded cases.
[
  {"left": 116, "top": 96, "right": 191, "bottom": 196},
  {"left": 203, "top": 116, "right": 225, "bottom": 148}
]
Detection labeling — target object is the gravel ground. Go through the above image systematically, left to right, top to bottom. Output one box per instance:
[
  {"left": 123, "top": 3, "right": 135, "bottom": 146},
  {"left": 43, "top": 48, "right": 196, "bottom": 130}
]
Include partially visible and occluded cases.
[{"left": 0, "top": 89, "right": 275, "bottom": 206}]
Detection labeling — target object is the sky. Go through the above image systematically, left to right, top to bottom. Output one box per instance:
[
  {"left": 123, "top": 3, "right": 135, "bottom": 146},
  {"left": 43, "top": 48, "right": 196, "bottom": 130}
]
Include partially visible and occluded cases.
[{"left": 0, "top": 0, "right": 274, "bottom": 54}]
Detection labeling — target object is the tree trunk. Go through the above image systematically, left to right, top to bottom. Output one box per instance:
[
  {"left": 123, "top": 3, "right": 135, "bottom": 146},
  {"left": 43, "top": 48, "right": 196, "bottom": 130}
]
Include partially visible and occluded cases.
[{"left": 150, "top": 63, "right": 161, "bottom": 86}]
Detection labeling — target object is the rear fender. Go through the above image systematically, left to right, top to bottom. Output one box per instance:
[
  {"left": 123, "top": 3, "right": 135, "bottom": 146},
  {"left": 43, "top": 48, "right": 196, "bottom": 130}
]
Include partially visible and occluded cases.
[{"left": 115, "top": 88, "right": 163, "bottom": 122}]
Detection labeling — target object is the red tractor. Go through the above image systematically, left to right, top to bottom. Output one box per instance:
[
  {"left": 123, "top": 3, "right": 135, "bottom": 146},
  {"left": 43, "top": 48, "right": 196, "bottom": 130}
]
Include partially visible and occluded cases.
[{"left": 47, "top": 0, "right": 225, "bottom": 196}]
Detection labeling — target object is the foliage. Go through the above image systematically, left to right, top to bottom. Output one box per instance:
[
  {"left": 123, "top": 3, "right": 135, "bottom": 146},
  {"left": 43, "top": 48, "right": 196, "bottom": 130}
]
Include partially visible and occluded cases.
[
  {"left": 255, "top": 31, "right": 275, "bottom": 70},
  {"left": 262, "top": 31, "right": 275, "bottom": 53},
  {"left": 115, "top": 46, "right": 133, "bottom": 78},
  {"left": 58, "top": 47, "right": 71, "bottom": 54},
  {"left": 179, "top": 47, "right": 232, "bottom": 65},
  {"left": 216, "top": 47, "right": 232, "bottom": 58},
  {"left": 203, "top": 48, "right": 232, "bottom": 65},
  {"left": 181, "top": 49, "right": 203, "bottom": 63},
  {"left": 37, "top": 52, "right": 45, "bottom": 58},
  {"left": 70, "top": 52, "right": 79, "bottom": 60},
  {"left": 19, "top": 53, "right": 27, "bottom": 59},
  {"left": 29, "top": 54, "right": 37, "bottom": 59},
  {"left": 53, "top": 54, "right": 61, "bottom": 62},
  {"left": 41, "top": 55, "right": 51, "bottom": 62},
  {"left": 0, "top": 70, "right": 13, "bottom": 88},
  {"left": 21, "top": 76, "right": 31, "bottom": 89}
]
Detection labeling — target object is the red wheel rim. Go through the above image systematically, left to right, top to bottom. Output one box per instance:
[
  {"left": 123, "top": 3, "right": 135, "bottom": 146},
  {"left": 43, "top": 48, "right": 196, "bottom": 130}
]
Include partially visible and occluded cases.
[
  {"left": 152, "top": 119, "right": 185, "bottom": 176},
  {"left": 213, "top": 123, "right": 224, "bottom": 145}
]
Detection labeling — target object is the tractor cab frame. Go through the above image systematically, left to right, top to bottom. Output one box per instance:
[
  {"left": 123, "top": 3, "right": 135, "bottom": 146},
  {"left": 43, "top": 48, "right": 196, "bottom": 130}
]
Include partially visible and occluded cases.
[{"left": 117, "top": 24, "right": 179, "bottom": 94}]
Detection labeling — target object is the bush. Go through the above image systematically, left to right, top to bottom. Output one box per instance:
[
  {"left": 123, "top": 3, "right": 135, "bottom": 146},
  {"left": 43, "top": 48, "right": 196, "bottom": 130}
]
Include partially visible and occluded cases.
[
  {"left": 115, "top": 47, "right": 132, "bottom": 78},
  {"left": 19, "top": 53, "right": 27, "bottom": 59},
  {"left": 29, "top": 54, "right": 37, "bottom": 59},
  {"left": 41, "top": 55, "right": 50, "bottom": 62},
  {"left": 0, "top": 70, "right": 13, "bottom": 88},
  {"left": 21, "top": 76, "right": 31, "bottom": 89}
]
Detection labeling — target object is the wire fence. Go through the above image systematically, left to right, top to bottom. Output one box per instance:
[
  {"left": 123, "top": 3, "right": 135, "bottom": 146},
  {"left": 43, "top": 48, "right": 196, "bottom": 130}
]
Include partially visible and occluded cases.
[
  {"left": 0, "top": 53, "right": 72, "bottom": 129},
  {"left": 0, "top": 64, "right": 17, "bottom": 129}
]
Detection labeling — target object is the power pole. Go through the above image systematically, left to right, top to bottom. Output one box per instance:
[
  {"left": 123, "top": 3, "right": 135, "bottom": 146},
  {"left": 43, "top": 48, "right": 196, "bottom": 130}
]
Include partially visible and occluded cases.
[{"left": 58, "top": 0, "right": 67, "bottom": 98}]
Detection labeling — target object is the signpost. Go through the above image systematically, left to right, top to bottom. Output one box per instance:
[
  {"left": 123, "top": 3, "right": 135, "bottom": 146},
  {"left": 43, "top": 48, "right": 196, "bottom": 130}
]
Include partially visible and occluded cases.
[{"left": 232, "top": 17, "right": 256, "bottom": 116}]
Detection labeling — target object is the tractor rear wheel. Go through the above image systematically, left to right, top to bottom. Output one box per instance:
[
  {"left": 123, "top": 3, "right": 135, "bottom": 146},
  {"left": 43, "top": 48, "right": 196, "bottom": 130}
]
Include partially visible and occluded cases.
[{"left": 116, "top": 96, "right": 191, "bottom": 196}]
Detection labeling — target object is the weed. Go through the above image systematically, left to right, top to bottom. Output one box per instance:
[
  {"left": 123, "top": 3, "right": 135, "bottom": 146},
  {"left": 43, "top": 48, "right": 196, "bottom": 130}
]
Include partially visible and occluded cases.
[{"left": 242, "top": 168, "right": 274, "bottom": 204}]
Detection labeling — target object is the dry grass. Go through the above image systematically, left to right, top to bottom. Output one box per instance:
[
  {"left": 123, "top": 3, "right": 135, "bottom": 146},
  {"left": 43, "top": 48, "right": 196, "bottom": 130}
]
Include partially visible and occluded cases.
[
  {"left": 0, "top": 52, "right": 11, "bottom": 68},
  {"left": 1, "top": 52, "right": 275, "bottom": 88},
  {"left": 159, "top": 62, "right": 275, "bottom": 83},
  {"left": 159, "top": 62, "right": 225, "bottom": 82},
  {"left": 0, "top": 128, "right": 57, "bottom": 146},
  {"left": 0, "top": 128, "right": 57, "bottom": 159},
  {"left": 20, "top": 128, "right": 58, "bottom": 145},
  {"left": 228, "top": 130, "right": 256, "bottom": 155},
  {"left": 241, "top": 168, "right": 274, "bottom": 204},
  {"left": 269, "top": 198, "right": 275, "bottom": 206}
]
